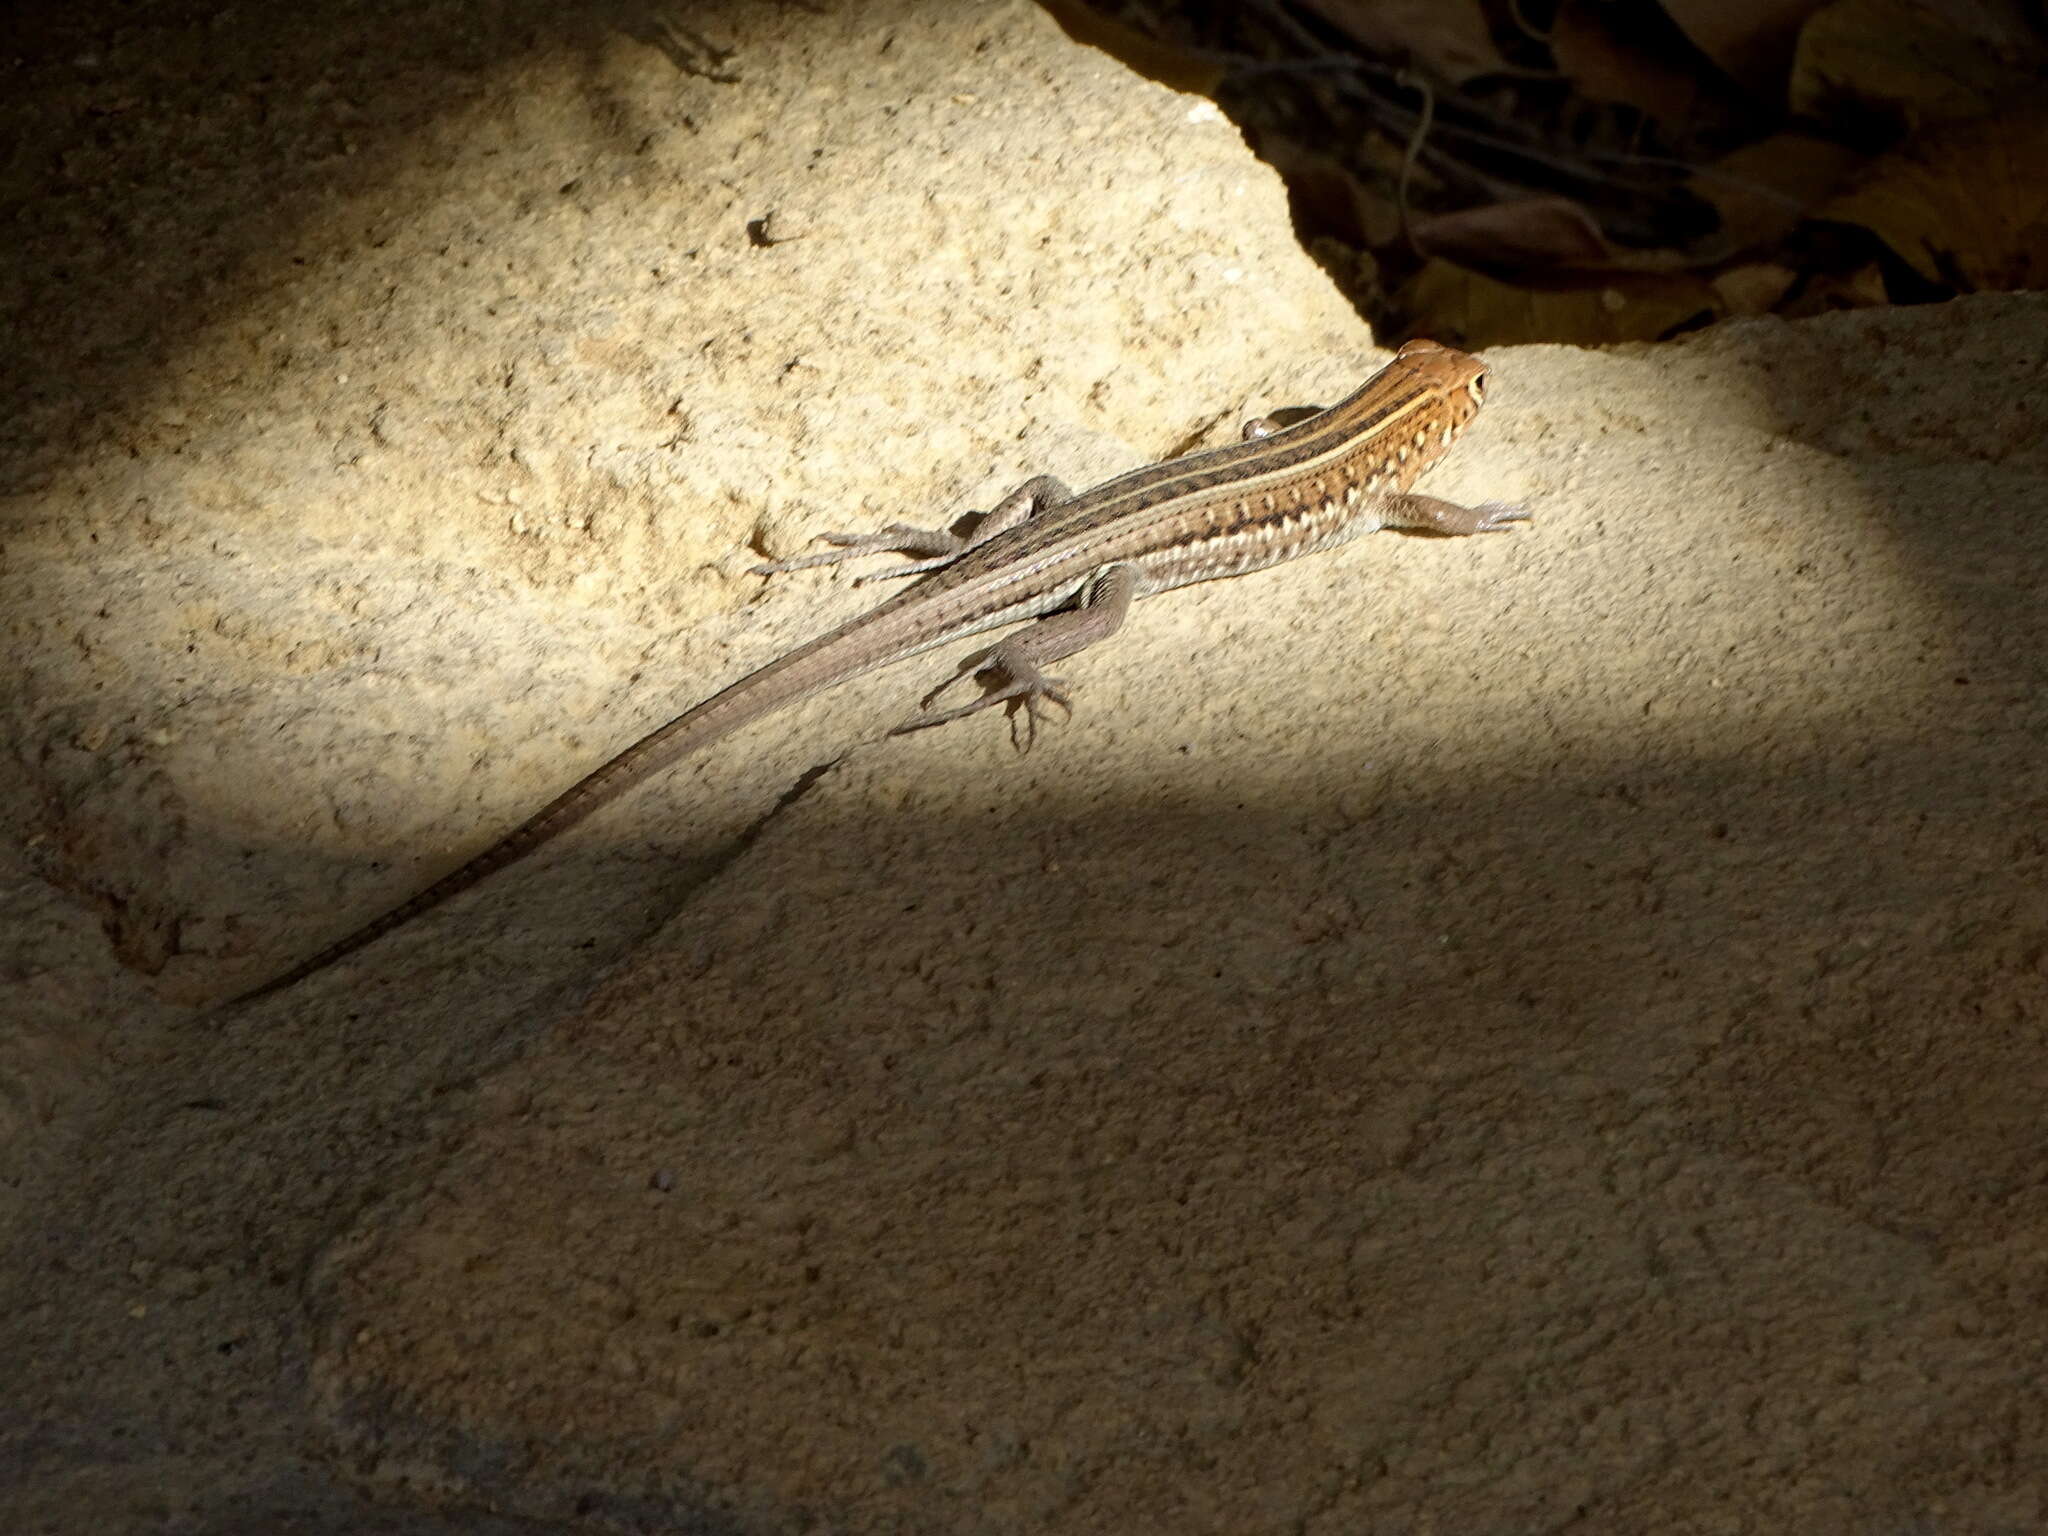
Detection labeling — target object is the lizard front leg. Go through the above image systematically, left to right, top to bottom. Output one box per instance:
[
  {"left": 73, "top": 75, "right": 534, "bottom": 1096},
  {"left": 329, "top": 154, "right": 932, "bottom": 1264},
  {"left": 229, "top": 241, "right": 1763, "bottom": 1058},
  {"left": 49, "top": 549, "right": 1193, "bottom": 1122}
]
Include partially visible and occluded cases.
[
  {"left": 754, "top": 474, "right": 1076, "bottom": 585},
  {"left": 1375, "top": 493, "right": 1529, "bottom": 536},
  {"left": 901, "top": 561, "right": 1140, "bottom": 752}
]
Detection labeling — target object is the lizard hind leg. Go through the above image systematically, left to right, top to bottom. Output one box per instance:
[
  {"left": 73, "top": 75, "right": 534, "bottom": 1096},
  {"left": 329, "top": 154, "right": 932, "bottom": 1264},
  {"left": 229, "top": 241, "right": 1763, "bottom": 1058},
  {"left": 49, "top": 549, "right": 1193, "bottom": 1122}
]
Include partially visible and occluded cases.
[
  {"left": 753, "top": 474, "right": 1077, "bottom": 586},
  {"left": 752, "top": 522, "right": 966, "bottom": 583},
  {"left": 897, "top": 561, "right": 1140, "bottom": 754},
  {"left": 911, "top": 654, "right": 1074, "bottom": 753}
]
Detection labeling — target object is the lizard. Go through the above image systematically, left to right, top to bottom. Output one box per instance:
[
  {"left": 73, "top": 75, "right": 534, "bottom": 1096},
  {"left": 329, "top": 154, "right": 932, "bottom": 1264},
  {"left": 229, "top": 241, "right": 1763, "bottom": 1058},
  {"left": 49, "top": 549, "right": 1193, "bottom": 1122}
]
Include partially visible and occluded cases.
[{"left": 232, "top": 338, "right": 1522, "bottom": 1002}]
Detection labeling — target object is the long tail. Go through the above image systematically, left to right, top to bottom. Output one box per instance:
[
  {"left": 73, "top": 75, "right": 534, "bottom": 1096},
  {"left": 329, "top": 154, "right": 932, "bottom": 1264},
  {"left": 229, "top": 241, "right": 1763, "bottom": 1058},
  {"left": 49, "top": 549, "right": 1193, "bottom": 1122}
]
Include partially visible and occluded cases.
[{"left": 229, "top": 601, "right": 924, "bottom": 1004}]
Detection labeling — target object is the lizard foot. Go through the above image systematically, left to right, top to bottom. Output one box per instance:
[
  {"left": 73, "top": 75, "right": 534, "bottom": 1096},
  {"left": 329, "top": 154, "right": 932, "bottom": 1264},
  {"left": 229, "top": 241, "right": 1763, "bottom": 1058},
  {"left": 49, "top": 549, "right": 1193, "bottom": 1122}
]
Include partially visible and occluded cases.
[
  {"left": 1380, "top": 495, "right": 1531, "bottom": 537},
  {"left": 1464, "top": 500, "right": 1531, "bottom": 534},
  {"left": 753, "top": 523, "right": 965, "bottom": 583},
  {"left": 901, "top": 657, "right": 1074, "bottom": 753}
]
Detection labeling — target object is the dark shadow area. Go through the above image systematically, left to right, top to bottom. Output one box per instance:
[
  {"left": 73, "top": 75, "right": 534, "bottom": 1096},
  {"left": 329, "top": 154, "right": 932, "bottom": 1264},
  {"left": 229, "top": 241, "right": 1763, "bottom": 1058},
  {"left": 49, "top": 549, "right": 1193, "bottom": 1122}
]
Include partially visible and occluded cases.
[{"left": 9, "top": 701, "right": 2048, "bottom": 1523}]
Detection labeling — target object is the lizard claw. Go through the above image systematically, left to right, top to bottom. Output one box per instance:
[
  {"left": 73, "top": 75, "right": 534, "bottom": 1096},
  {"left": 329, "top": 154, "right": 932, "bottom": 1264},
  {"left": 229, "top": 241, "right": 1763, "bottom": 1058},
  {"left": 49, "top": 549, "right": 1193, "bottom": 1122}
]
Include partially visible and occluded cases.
[
  {"left": 1470, "top": 501, "right": 1531, "bottom": 533},
  {"left": 753, "top": 523, "right": 964, "bottom": 577},
  {"left": 899, "top": 656, "right": 1073, "bottom": 751},
  {"left": 1003, "top": 676, "right": 1074, "bottom": 754}
]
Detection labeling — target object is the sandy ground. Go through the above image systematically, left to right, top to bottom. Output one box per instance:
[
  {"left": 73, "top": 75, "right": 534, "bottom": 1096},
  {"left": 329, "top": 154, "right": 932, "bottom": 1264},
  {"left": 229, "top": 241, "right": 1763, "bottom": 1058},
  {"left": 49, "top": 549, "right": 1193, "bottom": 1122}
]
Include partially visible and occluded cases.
[{"left": 4, "top": 2, "right": 2047, "bottom": 1532}]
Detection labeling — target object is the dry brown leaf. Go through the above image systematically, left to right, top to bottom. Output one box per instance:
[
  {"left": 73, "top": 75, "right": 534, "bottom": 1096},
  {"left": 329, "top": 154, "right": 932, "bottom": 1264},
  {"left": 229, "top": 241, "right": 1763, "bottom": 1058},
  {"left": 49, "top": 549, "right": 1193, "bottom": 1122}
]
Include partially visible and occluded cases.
[
  {"left": 1296, "top": 0, "right": 1508, "bottom": 86},
  {"left": 1551, "top": 0, "right": 1715, "bottom": 122},
  {"left": 1660, "top": 0, "right": 1830, "bottom": 97},
  {"left": 1789, "top": 0, "right": 2046, "bottom": 131},
  {"left": 1823, "top": 108, "right": 2048, "bottom": 288},
  {"left": 1690, "top": 132, "right": 1866, "bottom": 254},
  {"left": 1409, "top": 197, "right": 1613, "bottom": 271},
  {"left": 1397, "top": 260, "right": 1721, "bottom": 347},
  {"left": 1777, "top": 261, "right": 1890, "bottom": 317},
  {"left": 1711, "top": 262, "right": 1800, "bottom": 314}
]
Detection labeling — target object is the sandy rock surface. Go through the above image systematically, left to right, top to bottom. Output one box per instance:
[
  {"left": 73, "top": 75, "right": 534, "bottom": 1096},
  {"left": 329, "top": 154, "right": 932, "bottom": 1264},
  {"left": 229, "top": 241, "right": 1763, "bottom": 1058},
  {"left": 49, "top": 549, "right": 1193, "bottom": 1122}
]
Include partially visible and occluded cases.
[{"left": 4, "top": 1, "right": 2046, "bottom": 1532}]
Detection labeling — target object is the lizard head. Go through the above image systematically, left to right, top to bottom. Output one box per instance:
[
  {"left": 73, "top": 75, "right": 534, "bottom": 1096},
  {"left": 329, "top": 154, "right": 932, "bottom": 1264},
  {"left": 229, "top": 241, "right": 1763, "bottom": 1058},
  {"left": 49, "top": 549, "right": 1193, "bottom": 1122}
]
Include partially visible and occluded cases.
[{"left": 1393, "top": 338, "right": 1489, "bottom": 440}]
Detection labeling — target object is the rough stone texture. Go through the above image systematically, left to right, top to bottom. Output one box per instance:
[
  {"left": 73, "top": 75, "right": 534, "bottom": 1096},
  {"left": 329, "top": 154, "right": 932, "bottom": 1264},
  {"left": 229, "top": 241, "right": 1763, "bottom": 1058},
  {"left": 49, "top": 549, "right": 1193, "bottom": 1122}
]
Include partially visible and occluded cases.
[
  {"left": 3, "top": 0, "right": 1353, "bottom": 1020},
  {"left": 5, "top": 1, "right": 2048, "bottom": 1533}
]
